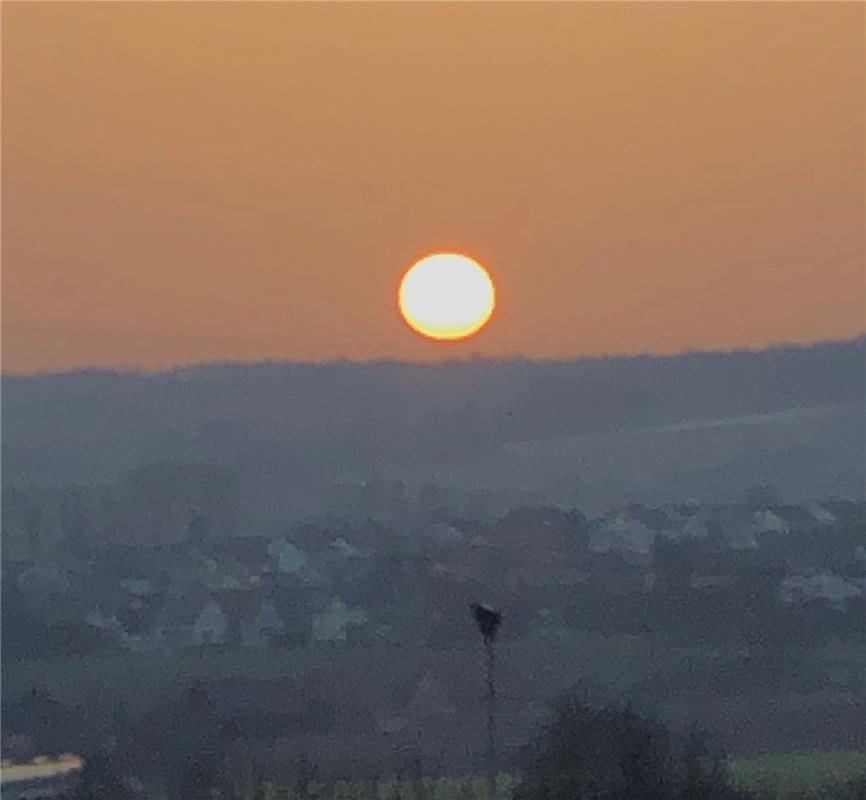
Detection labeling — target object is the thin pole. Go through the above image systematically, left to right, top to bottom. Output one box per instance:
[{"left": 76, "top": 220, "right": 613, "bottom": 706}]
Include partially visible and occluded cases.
[{"left": 485, "top": 637, "right": 497, "bottom": 800}]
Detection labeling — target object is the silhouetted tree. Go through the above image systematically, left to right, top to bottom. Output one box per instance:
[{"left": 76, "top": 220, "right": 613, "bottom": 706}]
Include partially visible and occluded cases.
[{"left": 513, "top": 695, "right": 748, "bottom": 800}]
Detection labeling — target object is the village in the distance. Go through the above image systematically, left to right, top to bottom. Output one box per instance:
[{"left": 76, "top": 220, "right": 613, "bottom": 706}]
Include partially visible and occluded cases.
[{"left": 2, "top": 340, "right": 865, "bottom": 798}]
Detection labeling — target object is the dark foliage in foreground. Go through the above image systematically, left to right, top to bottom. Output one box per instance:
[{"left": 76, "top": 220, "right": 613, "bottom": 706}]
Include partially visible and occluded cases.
[{"left": 512, "top": 694, "right": 750, "bottom": 800}]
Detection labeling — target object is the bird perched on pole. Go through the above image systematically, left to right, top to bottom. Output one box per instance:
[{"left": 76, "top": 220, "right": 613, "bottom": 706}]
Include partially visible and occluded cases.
[
  {"left": 470, "top": 602, "right": 502, "bottom": 643},
  {"left": 470, "top": 602, "right": 502, "bottom": 800}
]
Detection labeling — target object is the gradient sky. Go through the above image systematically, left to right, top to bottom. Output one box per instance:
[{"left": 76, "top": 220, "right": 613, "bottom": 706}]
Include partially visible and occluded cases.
[{"left": 3, "top": 2, "right": 864, "bottom": 373}]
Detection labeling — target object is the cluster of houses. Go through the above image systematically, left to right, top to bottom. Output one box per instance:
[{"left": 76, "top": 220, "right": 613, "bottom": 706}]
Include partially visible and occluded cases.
[
  {"left": 5, "top": 497, "right": 864, "bottom": 657},
  {"left": 589, "top": 500, "right": 865, "bottom": 604},
  {"left": 7, "top": 531, "right": 381, "bottom": 655}
]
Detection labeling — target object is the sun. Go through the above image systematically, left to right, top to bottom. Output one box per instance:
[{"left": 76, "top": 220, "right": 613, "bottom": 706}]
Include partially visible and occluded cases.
[{"left": 398, "top": 253, "right": 496, "bottom": 341}]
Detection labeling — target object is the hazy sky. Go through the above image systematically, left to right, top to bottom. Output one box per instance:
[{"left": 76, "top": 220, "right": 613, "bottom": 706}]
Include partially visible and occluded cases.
[{"left": 3, "top": 2, "right": 864, "bottom": 373}]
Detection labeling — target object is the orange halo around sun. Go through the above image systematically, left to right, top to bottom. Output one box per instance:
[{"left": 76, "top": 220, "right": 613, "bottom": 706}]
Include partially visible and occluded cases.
[{"left": 398, "top": 253, "right": 496, "bottom": 341}]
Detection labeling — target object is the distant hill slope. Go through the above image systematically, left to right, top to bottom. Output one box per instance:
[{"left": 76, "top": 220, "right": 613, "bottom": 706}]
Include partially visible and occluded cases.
[
  {"left": 2, "top": 338, "right": 864, "bottom": 509},
  {"left": 493, "top": 401, "right": 864, "bottom": 510}
]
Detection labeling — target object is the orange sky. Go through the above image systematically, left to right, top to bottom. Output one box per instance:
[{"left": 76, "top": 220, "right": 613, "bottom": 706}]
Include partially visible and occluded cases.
[{"left": 2, "top": 2, "right": 864, "bottom": 373}]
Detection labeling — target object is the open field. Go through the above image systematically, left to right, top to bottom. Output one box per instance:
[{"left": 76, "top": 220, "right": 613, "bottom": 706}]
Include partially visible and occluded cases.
[
  {"left": 2, "top": 631, "right": 698, "bottom": 714},
  {"left": 6, "top": 635, "right": 866, "bottom": 762},
  {"left": 729, "top": 751, "right": 866, "bottom": 797},
  {"left": 143, "top": 756, "right": 866, "bottom": 800},
  {"left": 230, "top": 756, "right": 866, "bottom": 800}
]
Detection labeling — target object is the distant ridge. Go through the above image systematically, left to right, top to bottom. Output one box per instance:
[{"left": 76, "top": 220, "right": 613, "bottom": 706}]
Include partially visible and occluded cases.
[
  {"left": 3, "top": 335, "right": 864, "bottom": 380},
  {"left": 2, "top": 336, "right": 863, "bottom": 510}
]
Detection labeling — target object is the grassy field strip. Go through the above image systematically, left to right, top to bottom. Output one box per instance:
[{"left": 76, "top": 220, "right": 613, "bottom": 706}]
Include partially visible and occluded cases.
[
  {"left": 729, "top": 751, "right": 866, "bottom": 795},
  {"left": 148, "top": 756, "right": 866, "bottom": 800},
  {"left": 149, "top": 775, "right": 519, "bottom": 800}
]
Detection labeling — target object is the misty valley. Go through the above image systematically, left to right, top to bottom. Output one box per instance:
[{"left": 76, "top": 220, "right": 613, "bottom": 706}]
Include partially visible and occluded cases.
[{"left": 2, "top": 341, "right": 865, "bottom": 799}]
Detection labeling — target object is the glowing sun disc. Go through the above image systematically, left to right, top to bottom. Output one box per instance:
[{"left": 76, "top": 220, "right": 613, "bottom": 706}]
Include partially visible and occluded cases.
[{"left": 398, "top": 253, "right": 496, "bottom": 341}]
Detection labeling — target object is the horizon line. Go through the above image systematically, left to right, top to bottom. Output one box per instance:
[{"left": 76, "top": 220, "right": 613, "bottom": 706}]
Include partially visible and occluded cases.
[{"left": 2, "top": 333, "right": 864, "bottom": 380}]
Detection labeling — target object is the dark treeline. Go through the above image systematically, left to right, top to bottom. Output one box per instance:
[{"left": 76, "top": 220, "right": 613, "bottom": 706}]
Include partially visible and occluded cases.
[{"left": 3, "top": 338, "right": 863, "bottom": 483}]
